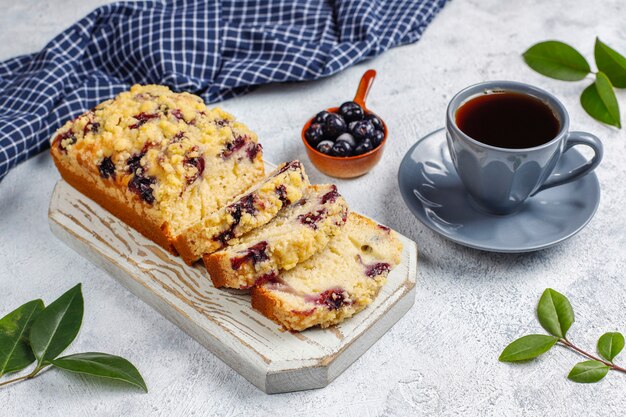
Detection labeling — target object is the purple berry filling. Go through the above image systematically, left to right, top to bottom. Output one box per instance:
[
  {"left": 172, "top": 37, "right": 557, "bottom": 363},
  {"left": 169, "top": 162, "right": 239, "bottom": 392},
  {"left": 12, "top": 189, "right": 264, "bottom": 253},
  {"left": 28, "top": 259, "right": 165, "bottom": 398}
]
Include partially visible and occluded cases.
[
  {"left": 170, "top": 109, "right": 184, "bottom": 121},
  {"left": 129, "top": 112, "right": 159, "bottom": 129},
  {"left": 83, "top": 121, "right": 100, "bottom": 135},
  {"left": 55, "top": 131, "right": 77, "bottom": 152},
  {"left": 171, "top": 132, "right": 185, "bottom": 143},
  {"left": 220, "top": 135, "right": 247, "bottom": 159},
  {"left": 246, "top": 142, "right": 262, "bottom": 161},
  {"left": 183, "top": 148, "right": 205, "bottom": 185},
  {"left": 125, "top": 151, "right": 155, "bottom": 204},
  {"left": 126, "top": 152, "right": 145, "bottom": 174},
  {"left": 184, "top": 156, "right": 205, "bottom": 184},
  {"left": 98, "top": 157, "right": 116, "bottom": 180},
  {"left": 276, "top": 160, "right": 305, "bottom": 180},
  {"left": 276, "top": 160, "right": 301, "bottom": 175},
  {"left": 128, "top": 174, "right": 156, "bottom": 204},
  {"left": 275, "top": 185, "right": 290, "bottom": 205},
  {"left": 320, "top": 185, "right": 339, "bottom": 204},
  {"left": 214, "top": 194, "right": 257, "bottom": 243},
  {"left": 237, "top": 194, "right": 257, "bottom": 216},
  {"left": 298, "top": 209, "right": 325, "bottom": 229},
  {"left": 230, "top": 241, "right": 269, "bottom": 270},
  {"left": 365, "top": 262, "right": 391, "bottom": 278},
  {"left": 240, "top": 271, "right": 278, "bottom": 289},
  {"left": 315, "top": 288, "right": 348, "bottom": 310}
]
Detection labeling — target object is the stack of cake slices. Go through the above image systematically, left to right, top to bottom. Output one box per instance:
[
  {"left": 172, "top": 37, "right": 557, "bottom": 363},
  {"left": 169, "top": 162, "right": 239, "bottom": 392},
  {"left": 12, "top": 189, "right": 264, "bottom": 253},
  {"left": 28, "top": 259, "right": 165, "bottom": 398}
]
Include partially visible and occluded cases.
[
  {"left": 50, "top": 85, "right": 403, "bottom": 331},
  {"left": 177, "top": 160, "right": 403, "bottom": 331}
]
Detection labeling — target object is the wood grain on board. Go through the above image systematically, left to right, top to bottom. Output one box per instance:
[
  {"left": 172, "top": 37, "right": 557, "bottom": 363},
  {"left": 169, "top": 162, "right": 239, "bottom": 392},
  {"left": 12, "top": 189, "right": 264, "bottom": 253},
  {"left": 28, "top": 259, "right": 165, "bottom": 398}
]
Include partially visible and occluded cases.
[{"left": 48, "top": 179, "right": 417, "bottom": 394}]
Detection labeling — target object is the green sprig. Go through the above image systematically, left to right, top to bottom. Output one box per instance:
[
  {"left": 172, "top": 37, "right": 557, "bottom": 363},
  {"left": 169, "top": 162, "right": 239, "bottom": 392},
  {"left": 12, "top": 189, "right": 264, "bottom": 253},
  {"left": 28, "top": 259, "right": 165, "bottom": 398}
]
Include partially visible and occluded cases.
[
  {"left": 523, "top": 38, "right": 626, "bottom": 128},
  {"left": 0, "top": 284, "right": 147, "bottom": 392},
  {"left": 500, "top": 288, "right": 626, "bottom": 383}
]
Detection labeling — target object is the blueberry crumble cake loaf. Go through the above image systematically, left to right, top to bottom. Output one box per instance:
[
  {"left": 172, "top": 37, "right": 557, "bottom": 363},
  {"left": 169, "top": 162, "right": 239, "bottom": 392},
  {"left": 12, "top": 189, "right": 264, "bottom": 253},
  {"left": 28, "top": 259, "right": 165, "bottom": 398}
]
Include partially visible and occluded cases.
[
  {"left": 50, "top": 84, "right": 264, "bottom": 254},
  {"left": 174, "top": 161, "right": 309, "bottom": 265},
  {"left": 204, "top": 184, "right": 349, "bottom": 289},
  {"left": 251, "top": 213, "right": 402, "bottom": 331}
]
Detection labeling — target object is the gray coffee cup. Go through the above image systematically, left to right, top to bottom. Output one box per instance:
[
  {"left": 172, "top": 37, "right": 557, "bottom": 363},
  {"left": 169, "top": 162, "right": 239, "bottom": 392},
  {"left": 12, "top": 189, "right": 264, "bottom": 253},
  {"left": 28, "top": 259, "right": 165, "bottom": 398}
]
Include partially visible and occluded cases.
[{"left": 446, "top": 81, "right": 603, "bottom": 215}]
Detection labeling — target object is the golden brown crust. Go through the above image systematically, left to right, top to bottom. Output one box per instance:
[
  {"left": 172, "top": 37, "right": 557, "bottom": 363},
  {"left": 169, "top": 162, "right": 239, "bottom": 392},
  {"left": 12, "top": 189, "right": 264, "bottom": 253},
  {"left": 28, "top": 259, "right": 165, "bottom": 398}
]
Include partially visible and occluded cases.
[
  {"left": 52, "top": 151, "right": 178, "bottom": 255},
  {"left": 173, "top": 235, "right": 198, "bottom": 266},
  {"left": 202, "top": 252, "right": 230, "bottom": 288},
  {"left": 250, "top": 286, "right": 282, "bottom": 324},
  {"left": 251, "top": 286, "right": 316, "bottom": 331}
]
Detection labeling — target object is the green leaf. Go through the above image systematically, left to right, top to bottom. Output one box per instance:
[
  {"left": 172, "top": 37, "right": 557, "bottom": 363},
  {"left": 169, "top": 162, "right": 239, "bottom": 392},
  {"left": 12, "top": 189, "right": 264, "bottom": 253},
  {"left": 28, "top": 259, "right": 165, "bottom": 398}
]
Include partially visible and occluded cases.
[
  {"left": 595, "top": 38, "right": 626, "bottom": 88},
  {"left": 523, "top": 41, "right": 591, "bottom": 81},
  {"left": 581, "top": 72, "right": 622, "bottom": 128},
  {"left": 29, "top": 284, "right": 83, "bottom": 366},
  {"left": 537, "top": 288, "right": 575, "bottom": 338},
  {"left": 0, "top": 299, "right": 44, "bottom": 376},
  {"left": 597, "top": 332, "right": 624, "bottom": 362},
  {"left": 499, "top": 334, "right": 559, "bottom": 362},
  {"left": 52, "top": 352, "right": 147, "bottom": 392},
  {"left": 568, "top": 360, "right": 609, "bottom": 383}
]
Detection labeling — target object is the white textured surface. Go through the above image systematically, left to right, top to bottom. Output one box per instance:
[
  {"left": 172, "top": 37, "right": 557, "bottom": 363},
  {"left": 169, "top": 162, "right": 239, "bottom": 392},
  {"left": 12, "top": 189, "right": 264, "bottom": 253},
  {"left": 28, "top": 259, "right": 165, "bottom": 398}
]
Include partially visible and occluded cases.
[{"left": 1, "top": 0, "right": 625, "bottom": 415}]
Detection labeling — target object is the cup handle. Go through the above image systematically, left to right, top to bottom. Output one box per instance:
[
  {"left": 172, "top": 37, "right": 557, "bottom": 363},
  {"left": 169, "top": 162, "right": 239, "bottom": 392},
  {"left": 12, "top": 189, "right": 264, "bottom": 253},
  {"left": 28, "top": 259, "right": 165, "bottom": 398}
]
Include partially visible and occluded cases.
[{"left": 534, "top": 131, "right": 603, "bottom": 194}]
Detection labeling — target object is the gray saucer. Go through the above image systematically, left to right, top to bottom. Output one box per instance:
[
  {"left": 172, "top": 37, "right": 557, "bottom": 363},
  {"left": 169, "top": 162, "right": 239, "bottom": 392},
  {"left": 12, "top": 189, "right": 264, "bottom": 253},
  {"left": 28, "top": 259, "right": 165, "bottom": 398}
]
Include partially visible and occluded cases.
[{"left": 397, "top": 128, "right": 601, "bottom": 253}]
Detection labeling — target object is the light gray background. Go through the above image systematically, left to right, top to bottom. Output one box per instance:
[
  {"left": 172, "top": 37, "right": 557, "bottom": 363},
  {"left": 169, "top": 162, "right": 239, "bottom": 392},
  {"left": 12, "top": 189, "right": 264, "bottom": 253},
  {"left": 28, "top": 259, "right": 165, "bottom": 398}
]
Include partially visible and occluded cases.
[{"left": 1, "top": 0, "right": 625, "bottom": 415}]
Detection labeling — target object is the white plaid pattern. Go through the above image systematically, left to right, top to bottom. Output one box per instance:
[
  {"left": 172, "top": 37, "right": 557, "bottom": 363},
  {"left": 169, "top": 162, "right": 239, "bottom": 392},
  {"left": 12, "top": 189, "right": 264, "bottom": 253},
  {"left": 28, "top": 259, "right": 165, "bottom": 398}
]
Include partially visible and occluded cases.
[{"left": 0, "top": 0, "right": 447, "bottom": 180}]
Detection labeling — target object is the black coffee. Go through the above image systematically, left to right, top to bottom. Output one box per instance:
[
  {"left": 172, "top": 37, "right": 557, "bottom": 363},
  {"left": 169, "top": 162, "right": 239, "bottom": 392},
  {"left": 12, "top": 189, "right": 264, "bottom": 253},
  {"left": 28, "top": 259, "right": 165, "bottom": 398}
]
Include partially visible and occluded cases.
[{"left": 455, "top": 92, "right": 560, "bottom": 149}]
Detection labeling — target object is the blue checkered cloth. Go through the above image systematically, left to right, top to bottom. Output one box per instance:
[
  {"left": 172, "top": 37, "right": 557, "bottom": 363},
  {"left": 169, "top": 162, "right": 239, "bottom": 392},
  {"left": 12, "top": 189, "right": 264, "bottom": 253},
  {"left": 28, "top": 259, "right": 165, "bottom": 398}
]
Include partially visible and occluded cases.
[{"left": 0, "top": 0, "right": 447, "bottom": 180}]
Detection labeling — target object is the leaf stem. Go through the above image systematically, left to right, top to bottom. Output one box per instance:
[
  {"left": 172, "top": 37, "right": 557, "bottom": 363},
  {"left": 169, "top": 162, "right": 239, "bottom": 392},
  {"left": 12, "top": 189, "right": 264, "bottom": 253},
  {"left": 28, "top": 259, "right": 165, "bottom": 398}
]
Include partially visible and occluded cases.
[
  {"left": 559, "top": 339, "right": 626, "bottom": 373},
  {"left": 0, "top": 364, "right": 49, "bottom": 388},
  {"left": 0, "top": 374, "right": 30, "bottom": 387}
]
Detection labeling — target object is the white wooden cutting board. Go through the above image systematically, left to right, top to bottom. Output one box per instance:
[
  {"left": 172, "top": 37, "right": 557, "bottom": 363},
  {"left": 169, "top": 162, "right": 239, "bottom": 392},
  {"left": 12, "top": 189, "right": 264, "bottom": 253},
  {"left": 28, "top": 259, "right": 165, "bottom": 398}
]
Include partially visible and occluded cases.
[{"left": 48, "top": 179, "right": 418, "bottom": 394}]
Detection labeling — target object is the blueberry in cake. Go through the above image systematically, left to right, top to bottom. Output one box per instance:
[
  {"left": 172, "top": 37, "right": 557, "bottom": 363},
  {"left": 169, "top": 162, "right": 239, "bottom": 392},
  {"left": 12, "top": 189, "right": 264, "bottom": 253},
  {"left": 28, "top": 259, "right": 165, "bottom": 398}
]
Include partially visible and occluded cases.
[
  {"left": 50, "top": 84, "right": 265, "bottom": 254},
  {"left": 51, "top": 84, "right": 404, "bottom": 333},
  {"left": 174, "top": 160, "right": 310, "bottom": 265},
  {"left": 204, "top": 184, "right": 349, "bottom": 289},
  {"left": 251, "top": 213, "right": 402, "bottom": 331}
]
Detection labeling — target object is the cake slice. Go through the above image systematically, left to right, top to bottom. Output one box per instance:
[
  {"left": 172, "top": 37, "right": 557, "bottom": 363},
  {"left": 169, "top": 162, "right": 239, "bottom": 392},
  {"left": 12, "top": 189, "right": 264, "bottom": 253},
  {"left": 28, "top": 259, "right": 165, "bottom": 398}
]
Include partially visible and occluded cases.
[
  {"left": 50, "top": 84, "right": 264, "bottom": 254},
  {"left": 174, "top": 161, "right": 309, "bottom": 265},
  {"left": 204, "top": 184, "right": 349, "bottom": 289},
  {"left": 251, "top": 213, "right": 402, "bottom": 331}
]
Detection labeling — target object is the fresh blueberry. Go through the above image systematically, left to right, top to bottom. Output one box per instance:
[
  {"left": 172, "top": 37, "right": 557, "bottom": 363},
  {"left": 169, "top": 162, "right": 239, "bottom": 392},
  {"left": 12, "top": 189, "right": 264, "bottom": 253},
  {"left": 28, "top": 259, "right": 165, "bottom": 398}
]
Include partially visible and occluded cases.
[
  {"left": 339, "top": 101, "right": 364, "bottom": 123},
  {"left": 313, "top": 110, "right": 332, "bottom": 125},
  {"left": 324, "top": 113, "right": 347, "bottom": 138},
  {"left": 366, "top": 113, "right": 384, "bottom": 131},
  {"left": 349, "top": 119, "right": 375, "bottom": 140},
  {"left": 305, "top": 123, "right": 325, "bottom": 147},
  {"left": 371, "top": 129, "right": 385, "bottom": 147},
  {"left": 335, "top": 132, "right": 356, "bottom": 147},
  {"left": 354, "top": 139, "right": 373, "bottom": 155},
  {"left": 316, "top": 140, "right": 334, "bottom": 155},
  {"left": 331, "top": 140, "right": 353, "bottom": 157}
]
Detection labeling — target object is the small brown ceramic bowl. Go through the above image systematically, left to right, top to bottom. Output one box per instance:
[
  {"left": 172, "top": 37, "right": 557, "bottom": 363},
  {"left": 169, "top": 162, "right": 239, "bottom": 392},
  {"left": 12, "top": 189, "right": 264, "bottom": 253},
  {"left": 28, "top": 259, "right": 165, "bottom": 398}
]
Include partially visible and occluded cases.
[{"left": 301, "top": 69, "right": 388, "bottom": 178}]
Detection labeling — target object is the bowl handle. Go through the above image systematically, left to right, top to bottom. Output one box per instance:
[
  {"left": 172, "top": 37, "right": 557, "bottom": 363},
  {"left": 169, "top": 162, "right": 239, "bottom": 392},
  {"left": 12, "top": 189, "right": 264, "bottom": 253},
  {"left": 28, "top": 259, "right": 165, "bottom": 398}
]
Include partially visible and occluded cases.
[{"left": 353, "top": 69, "right": 377, "bottom": 109}]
